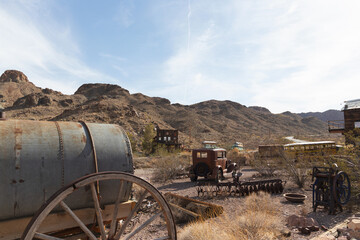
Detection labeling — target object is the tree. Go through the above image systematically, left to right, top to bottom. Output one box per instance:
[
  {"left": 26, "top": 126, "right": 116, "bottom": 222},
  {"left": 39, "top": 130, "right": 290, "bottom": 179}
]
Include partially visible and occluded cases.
[
  {"left": 142, "top": 124, "right": 156, "bottom": 155},
  {"left": 127, "top": 132, "right": 137, "bottom": 152}
]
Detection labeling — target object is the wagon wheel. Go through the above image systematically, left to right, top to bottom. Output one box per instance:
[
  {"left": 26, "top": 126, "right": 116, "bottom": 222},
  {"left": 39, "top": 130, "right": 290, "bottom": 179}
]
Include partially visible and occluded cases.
[
  {"left": 21, "top": 171, "right": 177, "bottom": 240},
  {"left": 332, "top": 171, "right": 351, "bottom": 205}
]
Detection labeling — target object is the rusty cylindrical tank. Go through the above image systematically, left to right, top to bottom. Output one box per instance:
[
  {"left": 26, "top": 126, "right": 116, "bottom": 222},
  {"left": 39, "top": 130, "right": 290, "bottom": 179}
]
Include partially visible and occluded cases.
[{"left": 0, "top": 119, "right": 133, "bottom": 221}]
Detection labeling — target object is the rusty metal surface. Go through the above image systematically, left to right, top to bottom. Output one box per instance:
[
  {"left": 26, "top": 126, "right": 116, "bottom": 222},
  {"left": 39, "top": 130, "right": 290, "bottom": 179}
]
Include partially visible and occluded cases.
[
  {"left": 0, "top": 120, "right": 133, "bottom": 221},
  {"left": 190, "top": 148, "right": 230, "bottom": 180},
  {"left": 196, "top": 178, "right": 286, "bottom": 197}
]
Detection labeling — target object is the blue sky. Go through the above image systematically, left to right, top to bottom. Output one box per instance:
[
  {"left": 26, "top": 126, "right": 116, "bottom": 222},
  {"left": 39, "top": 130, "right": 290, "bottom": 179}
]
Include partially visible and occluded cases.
[{"left": 1, "top": 0, "right": 360, "bottom": 113}]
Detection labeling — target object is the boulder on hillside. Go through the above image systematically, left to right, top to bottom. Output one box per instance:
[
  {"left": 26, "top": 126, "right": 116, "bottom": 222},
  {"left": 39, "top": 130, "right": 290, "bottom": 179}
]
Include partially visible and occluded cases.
[
  {"left": 0, "top": 70, "right": 29, "bottom": 83},
  {"left": 75, "top": 83, "right": 130, "bottom": 99},
  {"left": 13, "top": 93, "right": 53, "bottom": 108},
  {"left": 249, "top": 106, "right": 271, "bottom": 113}
]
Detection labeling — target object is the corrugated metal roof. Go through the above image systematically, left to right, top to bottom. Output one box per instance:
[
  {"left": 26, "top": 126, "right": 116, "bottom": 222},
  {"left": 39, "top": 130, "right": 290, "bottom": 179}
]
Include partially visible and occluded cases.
[{"left": 342, "top": 99, "right": 360, "bottom": 110}]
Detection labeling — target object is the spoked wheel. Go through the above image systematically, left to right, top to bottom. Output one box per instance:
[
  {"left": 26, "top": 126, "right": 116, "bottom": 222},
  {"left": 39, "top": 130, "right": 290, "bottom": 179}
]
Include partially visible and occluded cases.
[
  {"left": 21, "top": 171, "right": 177, "bottom": 240},
  {"left": 333, "top": 171, "right": 351, "bottom": 205}
]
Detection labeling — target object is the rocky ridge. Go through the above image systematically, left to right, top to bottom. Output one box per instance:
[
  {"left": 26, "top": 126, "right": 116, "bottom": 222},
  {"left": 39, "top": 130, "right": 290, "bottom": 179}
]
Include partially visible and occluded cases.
[{"left": 1, "top": 70, "right": 333, "bottom": 149}]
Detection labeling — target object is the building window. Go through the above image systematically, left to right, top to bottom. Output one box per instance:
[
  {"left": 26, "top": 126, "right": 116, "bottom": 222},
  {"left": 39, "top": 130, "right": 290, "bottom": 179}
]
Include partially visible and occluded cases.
[{"left": 355, "top": 121, "right": 360, "bottom": 128}]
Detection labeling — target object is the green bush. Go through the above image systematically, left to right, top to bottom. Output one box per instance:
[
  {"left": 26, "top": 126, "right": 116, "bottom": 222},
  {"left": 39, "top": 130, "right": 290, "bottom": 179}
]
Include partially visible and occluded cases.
[
  {"left": 141, "top": 124, "right": 156, "bottom": 155},
  {"left": 151, "top": 155, "right": 191, "bottom": 182}
]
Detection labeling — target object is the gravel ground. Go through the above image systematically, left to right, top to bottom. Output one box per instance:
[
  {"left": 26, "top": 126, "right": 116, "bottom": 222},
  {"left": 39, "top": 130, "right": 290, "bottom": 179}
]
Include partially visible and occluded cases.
[{"left": 134, "top": 167, "right": 353, "bottom": 240}]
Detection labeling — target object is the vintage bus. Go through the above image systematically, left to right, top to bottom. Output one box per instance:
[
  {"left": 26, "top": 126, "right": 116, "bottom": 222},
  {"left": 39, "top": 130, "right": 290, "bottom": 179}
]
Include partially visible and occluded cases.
[
  {"left": 258, "top": 141, "right": 339, "bottom": 159},
  {"left": 283, "top": 141, "right": 338, "bottom": 156}
]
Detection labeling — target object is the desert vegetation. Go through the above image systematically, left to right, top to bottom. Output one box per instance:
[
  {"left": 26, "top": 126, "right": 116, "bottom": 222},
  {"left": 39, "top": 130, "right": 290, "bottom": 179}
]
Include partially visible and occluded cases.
[
  {"left": 151, "top": 154, "right": 191, "bottom": 182},
  {"left": 178, "top": 192, "right": 283, "bottom": 240}
]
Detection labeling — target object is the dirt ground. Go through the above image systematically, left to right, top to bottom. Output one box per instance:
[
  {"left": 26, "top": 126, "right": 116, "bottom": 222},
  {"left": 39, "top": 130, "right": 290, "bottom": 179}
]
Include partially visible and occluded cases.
[{"left": 134, "top": 167, "right": 354, "bottom": 240}]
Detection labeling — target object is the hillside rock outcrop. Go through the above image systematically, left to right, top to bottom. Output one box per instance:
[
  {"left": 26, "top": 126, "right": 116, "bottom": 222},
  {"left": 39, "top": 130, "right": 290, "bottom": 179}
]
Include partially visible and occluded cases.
[{"left": 0, "top": 70, "right": 29, "bottom": 83}]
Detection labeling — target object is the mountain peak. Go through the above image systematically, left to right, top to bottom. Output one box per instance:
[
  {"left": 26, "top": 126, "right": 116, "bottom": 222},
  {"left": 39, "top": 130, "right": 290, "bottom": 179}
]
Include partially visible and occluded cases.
[{"left": 0, "top": 70, "right": 29, "bottom": 83}]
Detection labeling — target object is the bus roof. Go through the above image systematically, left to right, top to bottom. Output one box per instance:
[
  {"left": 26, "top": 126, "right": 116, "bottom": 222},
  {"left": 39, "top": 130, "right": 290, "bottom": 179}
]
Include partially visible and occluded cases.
[{"left": 284, "top": 141, "right": 335, "bottom": 147}]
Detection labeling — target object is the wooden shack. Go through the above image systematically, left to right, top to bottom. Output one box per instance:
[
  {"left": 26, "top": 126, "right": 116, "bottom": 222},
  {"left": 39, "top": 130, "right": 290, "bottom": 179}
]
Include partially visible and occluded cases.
[
  {"left": 328, "top": 99, "right": 360, "bottom": 143},
  {"left": 154, "top": 128, "right": 181, "bottom": 148}
]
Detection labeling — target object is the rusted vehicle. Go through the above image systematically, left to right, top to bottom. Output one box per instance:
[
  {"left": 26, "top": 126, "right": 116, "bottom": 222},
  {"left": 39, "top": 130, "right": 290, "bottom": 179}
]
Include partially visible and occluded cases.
[
  {"left": 0, "top": 119, "right": 176, "bottom": 240},
  {"left": 189, "top": 147, "right": 236, "bottom": 182}
]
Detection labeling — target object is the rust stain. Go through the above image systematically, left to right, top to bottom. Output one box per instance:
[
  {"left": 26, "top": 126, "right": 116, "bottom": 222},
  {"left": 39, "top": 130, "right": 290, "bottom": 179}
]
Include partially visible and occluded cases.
[
  {"left": 14, "top": 128, "right": 22, "bottom": 134},
  {"left": 81, "top": 134, "right": 87, "bottom": 143},
  {"left": 14, "top": 144, "right": 22, "bottom": 150},
  {"left": 19, "top": 179, "right": 24, "bottom": 183},
  {"left": 11, "top": 180, "right": 17, "bottom": 184}
]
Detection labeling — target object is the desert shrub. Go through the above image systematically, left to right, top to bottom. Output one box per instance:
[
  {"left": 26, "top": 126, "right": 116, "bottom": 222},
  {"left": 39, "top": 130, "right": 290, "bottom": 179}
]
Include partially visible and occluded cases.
[
  {"left": 142, "top": 124, "right": 156, "bottom": 155},
  {"left": 127, "top": 132, "right": 137, "bottom": 152},
  {"left": 153, "top": 143, "right": 181, "bottom": 157},
  {"left": 227, "top": 148, "right": 247, "bottom": 166},
  {"left": 278, "top": 151, "right": 318, "bottom": 188},
  {"left": 250, "top": 153, "right": 278, "bottom": 177},
  {"left": 151, "top": 155, "right": 191, "bottom": 182},
  {"left": 133, "top": 157, "right": 154, "bottom": 169},
  {"left": 281, "top": 158, "right": 308, "bottom": 188},
  {"left": 179, "top": 192, "right": 282, "bottom": 240}
]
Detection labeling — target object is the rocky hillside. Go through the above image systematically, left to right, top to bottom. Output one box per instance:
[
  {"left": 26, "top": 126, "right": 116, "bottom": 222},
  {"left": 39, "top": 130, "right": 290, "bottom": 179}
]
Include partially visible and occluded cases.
[
  {"left": 1, "top": 70, "right": 332, "bottom": 149},
  {"left": 297, "top": 110, "right": 343, "bottom": 122}
]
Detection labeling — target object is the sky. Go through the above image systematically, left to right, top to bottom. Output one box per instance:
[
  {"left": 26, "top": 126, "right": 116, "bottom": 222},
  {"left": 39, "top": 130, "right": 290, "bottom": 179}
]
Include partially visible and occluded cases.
[{"left": 1, "top": 0, "right": 360, "bottom": 113}]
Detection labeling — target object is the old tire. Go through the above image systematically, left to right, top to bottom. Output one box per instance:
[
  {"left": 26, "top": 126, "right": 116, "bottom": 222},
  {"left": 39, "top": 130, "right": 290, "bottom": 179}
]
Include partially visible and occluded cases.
[
  {"left": 194, "top": 163, "right": 210, "bottom": 177},
  {"left": 190, "top": 175, "right": 198, "bottom": 182}
]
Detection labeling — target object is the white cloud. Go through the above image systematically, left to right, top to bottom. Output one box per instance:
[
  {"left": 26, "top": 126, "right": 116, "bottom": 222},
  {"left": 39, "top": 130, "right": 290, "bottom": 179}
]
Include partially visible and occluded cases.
[
  {"left": 1, "top": 0, "right": 360, "bottom": 113},
  {"left": 156, "top": 0, "right": 360, "bottom": 112},
  {"left": 0, "top": 1, "right": 118, "bottom": 94},
  {"left": 247, "top": 1, "right": 360, "bottom": 112}
]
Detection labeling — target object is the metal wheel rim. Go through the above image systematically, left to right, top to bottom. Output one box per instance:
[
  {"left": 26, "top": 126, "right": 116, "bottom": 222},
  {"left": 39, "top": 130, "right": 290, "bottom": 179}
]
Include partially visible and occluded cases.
[
  {"left": 21, "top": 171, "right": 177, "bottom": 240},
  {"left": 333, "top": 171, "right": 351, "bottom": 205}
]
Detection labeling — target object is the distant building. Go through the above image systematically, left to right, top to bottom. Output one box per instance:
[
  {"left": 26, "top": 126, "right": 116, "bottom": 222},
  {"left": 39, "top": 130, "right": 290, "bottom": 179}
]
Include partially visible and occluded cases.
[
  {"left": 328, "top": 99, "right": 360, "bottom": 143},
  {"left": 154, "top": 128, "right": 181, "bottom": 148},
  {"left": 231, "top": 142, "right": 244, "bottom": 151},
  {"left": 258, "top": 144, "right": 284, "bottom": 158}
]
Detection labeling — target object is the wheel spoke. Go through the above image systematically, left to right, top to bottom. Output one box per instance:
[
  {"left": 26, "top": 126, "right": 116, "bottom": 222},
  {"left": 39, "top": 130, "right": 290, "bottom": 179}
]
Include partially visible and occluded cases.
[
  {"left": 22, "top": 172, "right": 177, "bottom": 240},
  {"left": 109, "top": 180, "right": 125, "bottom": 238},
  {"left": 90, "top": 182, "right": 107, "bottom": 240},
  {"left": 114, "top": 190, "right": 148, "bottom": 239},
  {"left": 59, "top": 201, "right": 97, "bottom": 240},
  {"left": 124, "top": 211, "right": 162, "bottom": 240},
  {"left": 34, "top": 232, "right": 63, "bottom": 240}
]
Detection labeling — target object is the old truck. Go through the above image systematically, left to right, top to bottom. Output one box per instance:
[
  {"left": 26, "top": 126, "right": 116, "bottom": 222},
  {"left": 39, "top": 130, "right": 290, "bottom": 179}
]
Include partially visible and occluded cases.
[{"left": 189, "top": 144, "right": 236, "bottom": 182}]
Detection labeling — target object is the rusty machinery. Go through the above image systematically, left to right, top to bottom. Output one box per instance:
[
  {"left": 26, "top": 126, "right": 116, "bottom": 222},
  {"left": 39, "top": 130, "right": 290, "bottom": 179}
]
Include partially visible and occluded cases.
[
  {"left": 312, "top": 167, "right": 351, "bottom": 214},
  {"left": 196, "top": 173, "right": 286, "bottom": 197}
]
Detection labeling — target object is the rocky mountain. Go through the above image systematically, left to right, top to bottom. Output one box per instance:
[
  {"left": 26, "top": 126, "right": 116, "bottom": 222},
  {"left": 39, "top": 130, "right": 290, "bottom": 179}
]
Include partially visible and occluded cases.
[
  {"left": 1, "top": 70, "right": 332, "bottom": 149},
  {"left": 297, "top": 110, "right": 343, "bottom": 123}
]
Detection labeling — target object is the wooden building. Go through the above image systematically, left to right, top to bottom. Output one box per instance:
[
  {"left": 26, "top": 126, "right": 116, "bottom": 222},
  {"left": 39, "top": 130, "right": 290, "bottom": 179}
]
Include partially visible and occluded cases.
[
  {"left": 328, "top": 99, "right": 360, "bottom": 143},
  {"left": 154, "top": 128, "right": 181, "bottom": 148}
]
